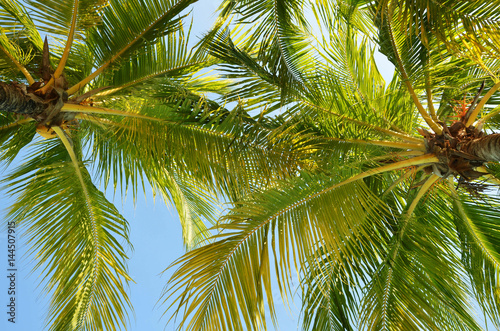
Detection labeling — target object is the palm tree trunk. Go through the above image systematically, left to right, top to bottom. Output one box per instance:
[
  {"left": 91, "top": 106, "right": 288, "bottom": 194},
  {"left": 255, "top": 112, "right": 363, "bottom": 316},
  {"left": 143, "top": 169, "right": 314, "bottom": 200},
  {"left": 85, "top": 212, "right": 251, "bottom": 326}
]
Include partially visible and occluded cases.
[
  {"left": 0, "top": 82, "right": 45, "bottom": 116},
  {"left": 462, "top": 134, "right": 500, "bottom": 162}
]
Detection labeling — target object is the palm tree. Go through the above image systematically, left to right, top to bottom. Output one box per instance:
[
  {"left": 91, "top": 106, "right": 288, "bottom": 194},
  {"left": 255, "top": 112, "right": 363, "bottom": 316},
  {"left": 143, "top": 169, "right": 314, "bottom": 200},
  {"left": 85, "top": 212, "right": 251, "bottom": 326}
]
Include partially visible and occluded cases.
[
  {"left": 0, "top": 0, "right": 316, "bottom": 329},
  {"left": 165, "top": 1, "right": 500, "bottom": 330}
]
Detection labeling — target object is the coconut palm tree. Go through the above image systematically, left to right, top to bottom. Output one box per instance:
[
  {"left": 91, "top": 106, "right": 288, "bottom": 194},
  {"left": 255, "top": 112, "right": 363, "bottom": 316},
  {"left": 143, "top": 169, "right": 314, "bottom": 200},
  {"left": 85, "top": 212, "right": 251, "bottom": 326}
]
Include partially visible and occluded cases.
[
  {"left": 0, "top": 0, "right": 318, "bottom": 330},
  {"left": 164, "top": 0, "right": 500, "bottom": 330}
]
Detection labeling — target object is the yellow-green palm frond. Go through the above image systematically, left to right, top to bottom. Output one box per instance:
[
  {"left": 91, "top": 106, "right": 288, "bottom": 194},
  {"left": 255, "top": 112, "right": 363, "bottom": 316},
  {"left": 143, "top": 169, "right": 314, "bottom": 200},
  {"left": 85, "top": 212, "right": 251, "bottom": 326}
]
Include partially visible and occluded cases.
[
  {"left": 0, "top": 0, "right": 43, "bottom": 49},
  {"left": 0, "top": 0, "right": 43, "bottom": 80},
  {"left": 23, "top": 0, "right": 107, "bottom": 39},
  {"left": 69, "top": 0, "right": 198, "bottom": 94},
  {"left": 211, "top": 0, "right": 317, "bottom": 105},
  {"left": 312, "top": 0, "right": 376, "bottom": 38},
  {"left": 377, "top": 0, "right": 500, "bottom": 71},
  {"left": 94, "top": 23, "right": 217, "bottom": 98},
  {"left": 204, "top": 28, "right": 284, "bottom": 113},
  {"left": 292, "top": 30, "right": 418, "bottom": 142},
  {"left": 81, "top": 97, "right": 321, "bottom": 198},
  {"left": 0, "top": 113, "right": 35, "bottom": 167},
  {"left": 2, "top": 138, "right": 132, "bottom": 330},
  {"left": 164, "top": 170, "right": 389, "bottom": 331},
  {"left": 361, "top": 178, "right": 480, "bottom": 330},
  {"left": 449, "top": 184, "right": 500, "bottom": 329}
]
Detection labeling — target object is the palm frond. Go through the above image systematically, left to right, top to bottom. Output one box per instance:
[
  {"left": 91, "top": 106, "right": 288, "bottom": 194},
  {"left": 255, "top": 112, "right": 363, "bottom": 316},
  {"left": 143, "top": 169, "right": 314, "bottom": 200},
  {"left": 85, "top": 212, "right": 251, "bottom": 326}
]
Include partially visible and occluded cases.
[
  {"left": 0, "top": 0, "right": 43, "bottom": 49},
  {"left": 0, "top": 0, "right": 43, "bottom": 80},
  {"left": 24, "top": 0, "right": 106, "bottom": 39},
  {"left": 69, "top": 0, "right": 198, "bottom": 94},
  {"left": 212, "top": 0, "right": 316, "bottom": 105},
  {"left": 377, "top": 0, "right": 500, "bottom": 68},
  {"left": 94, "top": 24, "right": 214, "bottom": 98},
  {"left": 0, "top": 29, "right": 35, "bottom": 83},
  {"left": 80, "top": 97, "right": 321, "bottom": 200},
  {"left": 0, "top": 113, "right": 35, "bottom": 167},
  {"left": 2, "top": 137, "right": 132, "bottom": 330},
  {"left": 164, "top": 171, "right": 388, "bottom": 331},
  {"left": 361, "top": 176, "right": 481, "bottom": 330},
  {"left": 449, "top": 180, "right": 500, "bottom": 329}
]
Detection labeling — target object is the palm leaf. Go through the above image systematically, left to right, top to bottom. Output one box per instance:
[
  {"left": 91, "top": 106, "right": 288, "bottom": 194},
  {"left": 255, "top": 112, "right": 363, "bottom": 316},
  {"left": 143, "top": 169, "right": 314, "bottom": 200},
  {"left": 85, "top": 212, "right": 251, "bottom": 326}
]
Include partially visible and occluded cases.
[
  {"left": 24, "top": 0, "right": 106, "bottom": 39},
  {"left": 69, "top": 0, "right": 199, "bottom": 94},
  {"left": 211, "top": 0, "right": 315, "bottom": 105},
  {"left": 94, "top": 24, "right": 215, "bottom": 98},
  {"left": 0, "top": 113, "right": 35, "bottom": 167},
  {"left": 3, "top": 137, "right": 132, "bottom": 330},
  {"left": 164, "top": 168, "right": 397, "bottom": 330},
  {"left": 361, "top": 177, "right": 480, "bottom": 330},
  {"left": 450, "top": 182, "right": 500, "bottom": 329}
]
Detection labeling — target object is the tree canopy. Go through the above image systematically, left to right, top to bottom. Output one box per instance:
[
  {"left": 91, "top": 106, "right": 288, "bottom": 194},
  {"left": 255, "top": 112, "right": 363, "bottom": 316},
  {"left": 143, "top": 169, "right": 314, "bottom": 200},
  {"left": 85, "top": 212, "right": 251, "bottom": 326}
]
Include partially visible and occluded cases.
[{"left": 2, "top": 0, "right": 500, "bottom": 330}]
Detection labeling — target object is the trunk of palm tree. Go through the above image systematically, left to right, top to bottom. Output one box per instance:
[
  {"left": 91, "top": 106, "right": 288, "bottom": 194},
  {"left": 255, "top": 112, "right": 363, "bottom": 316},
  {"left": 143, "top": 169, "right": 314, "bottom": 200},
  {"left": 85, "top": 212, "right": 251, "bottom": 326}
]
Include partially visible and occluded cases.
[
  {"left": 0, "top": 81, "right": 46, "bottom": 117},
  {"left": 462, "top": 134, "right": 500, "bottom": 162}
]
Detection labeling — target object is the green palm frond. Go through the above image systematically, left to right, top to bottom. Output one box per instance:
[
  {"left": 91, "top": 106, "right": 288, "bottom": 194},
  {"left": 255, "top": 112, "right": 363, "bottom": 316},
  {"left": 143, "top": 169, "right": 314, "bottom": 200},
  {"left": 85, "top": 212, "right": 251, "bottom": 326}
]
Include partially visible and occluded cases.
[
  {"left": 0, "top": 0, "right": 43, "bottom": 49},
  {"left": 0, "top": 0, "right": 43, "bottom": 80},
  {"left": 24, "top": 0, "right": 106, "bottom": 38},
  {"left": 65, "top": 0, "right": 200, "bottom": 94},
  {"left": 87, "top": 0, "right": 193, "bottom": 62},
  {"left": 213, "top": 0, "right": 315, "bottom": 103},
  {"left": 313, "top": 0, "right": 375, "bottom": 38},
  {"left": 377, "top": 0, "right": 500, "bottom": 68},
  {"left": 94, "top": 23, "right": 215, "bottom": 98},
  {"left": 205, "top": 28, "right": 283, "bottom": 112},
  {"left": 309, "top": 28, "right": 395, "bottom": 129},
  {"left": 294, "top": 37, "right": 417, "bottom": 141},
  {"left": 83, "top": 96, "right": 321, "bottom": 196},
  {"left": 76, "top": 97, "right": 322, "bottom": 246},
  {"left": 0, "top": 114, "right": 35, "bottom": 166},
  {"left": 3, "top": 138, "right": 132, "bottom": 330},
  {"left": 149, "top": 167, "right": 219, "bottom": 249},
  {"left": 164, "top": 170, "right": 390, "bottom": 330},
  {"left": 362, "top": 178, "right": 480, "bottom": 331},
  {"left": 450, "top": 183, "right": 500, "bottom": 329},
  {"left": 301, "top": 254, "right": 360, "bottom": 331}
]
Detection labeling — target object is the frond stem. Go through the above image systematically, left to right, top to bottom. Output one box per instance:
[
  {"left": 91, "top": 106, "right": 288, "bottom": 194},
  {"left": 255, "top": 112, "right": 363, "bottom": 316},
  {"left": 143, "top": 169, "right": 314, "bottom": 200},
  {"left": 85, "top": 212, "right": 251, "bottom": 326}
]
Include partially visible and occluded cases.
[
  {"left": 39, "top": 0, "right": 79, "bottom": 94},
  {"left": 386, "top": 14, "right": 442, "bottom": 134},
  {"left": 93, "top": 60, "right": 212, "bottom": 98},
  {"left": 424, "top": 66, "right": 437, "bottom": 121},
  {"left": 466, "top": 81, "right": 500, "bottom": 127},
  {"left": 302, "top": 100, "right": 421, "bottom": 143},
  {"left": 62, "top": 103, "right": 171, "bottom": 122},
  {"left": 67, "top": 103, "right": 235, "bottom": 140},
  {"left": 0, "top": 118, "right": 33, "bottom": 130},
  {"left": 321, "top": 137, "right": 425, "bottom": 151},
  {"left": 381, "top": 267, "right": 393, "bottom": 331}
]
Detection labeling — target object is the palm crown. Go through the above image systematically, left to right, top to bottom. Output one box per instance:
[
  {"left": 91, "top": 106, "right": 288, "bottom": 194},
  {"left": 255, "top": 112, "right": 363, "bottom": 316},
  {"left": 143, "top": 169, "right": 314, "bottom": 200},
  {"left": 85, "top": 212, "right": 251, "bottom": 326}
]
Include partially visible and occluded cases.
[{"left": 2, "top": 0, "right": 500, "bottom": 330}]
